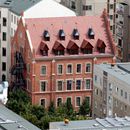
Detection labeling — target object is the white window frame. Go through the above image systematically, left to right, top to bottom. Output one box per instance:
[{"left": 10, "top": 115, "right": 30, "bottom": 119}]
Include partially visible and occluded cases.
[
  {"left": 85, "top": 62, "right": 92, "bottom": 73},
  {"left": 66, "top": 63, "right": 73, "bottom": 74},
  {"left": 76, "top": 63, "right": 82, "bottom": 74},
  {"left": 57, "top": 64, "right": 63, "bottom": 75},
  {"left": 40, "top": 65, "right": 47, "bottom": 76},
  {"left": 75, "top": 78, "right": 82, "bottom": 90},
  {"left": 84, "top": 78, "right": 92, "bottom": 90},
  {"left": 56, "top": 79, "right": 64, "bottom": 91},
  {"left": 66, "top": 79, "right": 73, "bottom": 91},
  {"left": 40, "top": 80, "right": 47, "bottom": 92},
  {"left": 66, "top": 96, "right": 72, "bottom": 103},
  {"left": 75, "top": 96, "right": 82, "bottom": 107},
  {"left": 56, "top": 97, "right": 63, "bottom": 107},
  {"left": 39, "top": 98, "right": 46, "bottom": 108}
]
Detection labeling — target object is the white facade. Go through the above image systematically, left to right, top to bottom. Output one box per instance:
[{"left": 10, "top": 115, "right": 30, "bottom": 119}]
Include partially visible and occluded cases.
[
  {"left": 115, "top": 0, "right": 130, "bottom": 62},
  {"left": 0, "top": 7, "right": 19, "bottom": 82},
  {"left": 93, "top": 63, "right": 130, "bottom": 118}
]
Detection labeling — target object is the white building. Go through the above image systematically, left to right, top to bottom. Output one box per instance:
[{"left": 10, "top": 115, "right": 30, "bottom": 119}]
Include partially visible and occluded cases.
[
  {"left": 0, "top": 0, "right": 76, "bottom": 82},
  {"left": 115, "top": 0, "right": 130, "bottom": 62},
  {"left": 93, "top": 63, "right": 130, "bottom": 118},
  {"left": 0, "top": 81, "right": 8, "bottom": 104}
]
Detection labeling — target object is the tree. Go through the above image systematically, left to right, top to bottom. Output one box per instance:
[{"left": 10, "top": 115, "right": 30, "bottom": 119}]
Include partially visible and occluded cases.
[
  {"left": 6, "top": 88, "right": 30, "bottom": 114},
  {"left": 79, "top": 97, "right": 90, "bottom": 116},
  {"left": 65, "top": 98, "right": 74, "bottom": 116},
  {"left": 48, "top": 101, "right": 55, "bottom": 115},
  {"left": 30, "top": 105, "right": 46, "bottom": 120}
]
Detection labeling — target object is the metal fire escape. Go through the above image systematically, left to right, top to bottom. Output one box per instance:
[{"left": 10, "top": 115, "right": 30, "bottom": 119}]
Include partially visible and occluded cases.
[{"left": 10, "top": 51, "right": 26, "bottom": 88}]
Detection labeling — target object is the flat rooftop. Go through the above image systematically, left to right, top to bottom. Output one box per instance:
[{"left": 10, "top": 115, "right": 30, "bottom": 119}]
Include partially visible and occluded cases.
[
  {"left": 95, "top": 63, "right": 130, "bottom": 85},
  {"left": 0, "top": 104, "right": 40, "bottom": 130},
  {"left": 50, "top": 117, "right": 130, "bottom": 130}
]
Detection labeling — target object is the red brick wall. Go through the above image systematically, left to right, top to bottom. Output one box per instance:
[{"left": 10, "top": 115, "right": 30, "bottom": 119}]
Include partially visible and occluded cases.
[{"left": 11, "top": 18, "right": 115, "bottom": 111}]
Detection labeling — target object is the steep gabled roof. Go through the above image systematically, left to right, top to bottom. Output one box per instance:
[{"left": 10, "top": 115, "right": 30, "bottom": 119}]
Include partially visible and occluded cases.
[{"left": 22, "top": 11, "right": 115, "bottom": 58}]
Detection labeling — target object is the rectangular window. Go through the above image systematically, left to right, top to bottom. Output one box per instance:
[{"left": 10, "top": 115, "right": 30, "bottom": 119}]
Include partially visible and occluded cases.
[
  {"left": 71, "top": 1, "right": 76, "bottom": 9},
  {"left": 110, "top": 4, "right": 113, "bottom": 9},
  {"left": 83, "top": 5, "right": 92, "bottom": 11},
  {"left": 11, "top": 14, "right": 13, "bottom": 22},
  {"left": 109, "top": 15, "right": 113, "bottom": 20},
  {"left": 14, "top": 16, "right": 16, "bottom": 24},
  {"left": 3, "top": 17, "right": 7, "bottom": 26},
  {"left": 3, "top": 32, "right": 6, "bottom": 41},
  {"left": 2, "top": 48, "right": 6, "bottom": 56},
  {"left": 2, "top": 62, "right": 6, "bottom": 71},
  {"left": 86, "top": 63, "right": 91, "bottom": 73},
  {"left": 57, "top": 64, "right": 63, "bottom": 74},
  {"left": 67, "top": 64, "right": 73, "bottom": 74},
  {"left": 76, "top": 64, "right": 81, "bottom": 73},
  {"left": 41, "top": 66, "right": 46, "bottom": 75},
  {"left": 95, "top": 75, "right": 97, "bottom": 82},
  {"left": 76, "top": 79, "right": 81, "bottom": 90},
  {"left": 85, "top": 79, "right": 91, "bottom": 89},
  {"left": 57, "top": 80, "right": 63, "bottom": 91},
  {"left": 67, "top": 80, "right": 72, "bottom": 90},
  {"left": 40, "top": 81, "right": 47, "bottom": 91},
  {"left": 116, "top": 87, "right": 118, "bottom": 93},
  {"left": 121, "top": 89, "right": 123, "bottom": 97},
  {"left": 125, "top": 92, "right": 127, "bottom": 99},
  {"left": 86, "top": 96, "right": 90, "bottom": 106},
  {"left": 76, "top": 97, "right": 81, "bottom": 107},
  {"left": 57, "top": 98, "right": 62, "bottom": 107},
  {"left": 40, "top": 99, "right": 46, "bottom": 108}
]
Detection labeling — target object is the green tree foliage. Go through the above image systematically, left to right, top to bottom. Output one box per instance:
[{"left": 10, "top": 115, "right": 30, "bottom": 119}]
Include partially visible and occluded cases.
[
  {"left": 6, "top": 88, "right": 30, "bottom": 114},
  {"left": 7, "top": 89, "right": 90, "bottom": 130},
  {"left": 79, "top": 97, "right": 90, "bottom": 116},
  {"left": 65, "top": 98, "right": 74, "bottom": 116},
  {"left": 48, "top": 101, "right": 55, "bottom": 115}
]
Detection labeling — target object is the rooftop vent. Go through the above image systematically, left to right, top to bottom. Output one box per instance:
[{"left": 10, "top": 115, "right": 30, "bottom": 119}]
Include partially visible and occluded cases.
[
  {"left": 4, "top": 0, "right": 12, "bottom": 5},
  {"left": 73, "top": 28, "right": 79, "bottom": 40},
  {"left": 88, "top": 28, "right": 95, "bottom": 39},
  {"left": 59, "top": 29, "right": 65, "bottom": 40},
  {"left": 43, "top": 30, "right": 50, "bottom": 41},
  {"left": 93, "top": 124, "right": 99, "bottom": 127}
]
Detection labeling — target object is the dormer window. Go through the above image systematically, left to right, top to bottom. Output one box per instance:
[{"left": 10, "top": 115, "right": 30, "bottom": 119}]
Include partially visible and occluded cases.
[
  {"left": 88, "top": 28, "right": 95, "bottom": 39},
  {"left": 59, "top": 29, "right": 65, "bottom": 40},
  {"left": 73, "top": 29, "right": 79, "bottom": 40},
  {"left": 43, "top": 30, "right": 50, "bottom": 41},
  {"left": 97, "top": 39, "right": 106, "bottom": 53},
  {"left": 67, "top": 40, "right": 79, "bottom": 55},
  {"left": 81, "top": 40, "right": 93, "bottom": 54},
  {"left": 40, "top": 41, "right": 49, "bottom": 56},
  {"left": 53, "top": 41, "right": 65, "bottom": 56}
]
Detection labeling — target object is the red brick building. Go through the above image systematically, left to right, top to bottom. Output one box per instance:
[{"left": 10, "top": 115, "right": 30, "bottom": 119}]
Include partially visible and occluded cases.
[{"left": 10, "top": 10, "right": 115, "bottom": 111}]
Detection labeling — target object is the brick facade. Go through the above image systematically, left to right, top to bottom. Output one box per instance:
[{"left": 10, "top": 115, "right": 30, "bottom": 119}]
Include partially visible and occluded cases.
[{"left": 11, "top": 11, "right": 115, "bottom": 111}]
